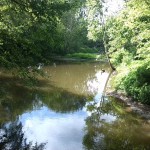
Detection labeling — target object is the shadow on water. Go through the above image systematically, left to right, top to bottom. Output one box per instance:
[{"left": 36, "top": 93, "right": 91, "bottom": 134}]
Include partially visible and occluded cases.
[{"left": 0, "top": 75, "right": 87, "bottom": 124}]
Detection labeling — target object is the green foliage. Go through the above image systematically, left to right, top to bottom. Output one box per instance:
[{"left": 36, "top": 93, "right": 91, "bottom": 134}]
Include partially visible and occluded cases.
[
  {"left": 0, "top": 0, "right": 71, "bottom": 69},
  {"left": 0, "top": 0, "right": 96, "bottom": 72},
  {"left": 1, "top": 0, "right": 150, "bottom": 105},
  {"left": 105, "top": 0, "right": 150, "bottom": 104},
  {"left": 79, "top": 47, "right": 99, "bottom": 53},
  {"left": 122, "top": 62, "right": 150, "bottom": 104}
]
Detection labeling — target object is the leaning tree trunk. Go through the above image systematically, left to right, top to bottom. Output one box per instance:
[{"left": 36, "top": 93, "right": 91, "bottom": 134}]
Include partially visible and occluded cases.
[
  {"left": 100, "top": 2, "right": 116, "bottom": 71},
  {"left": 102, "top": 24, "right": 115, "bottom": 71}
]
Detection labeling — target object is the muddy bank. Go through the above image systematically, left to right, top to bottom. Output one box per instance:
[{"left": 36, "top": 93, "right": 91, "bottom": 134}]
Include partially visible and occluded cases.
[{"left": 106, "top": 90, "right": 150, "bottom": 122}]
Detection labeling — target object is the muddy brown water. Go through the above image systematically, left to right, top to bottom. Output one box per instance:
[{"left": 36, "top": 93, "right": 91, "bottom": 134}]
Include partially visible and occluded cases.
[{"left": 0, "top": 62, "right": 150, "bottom": 150}]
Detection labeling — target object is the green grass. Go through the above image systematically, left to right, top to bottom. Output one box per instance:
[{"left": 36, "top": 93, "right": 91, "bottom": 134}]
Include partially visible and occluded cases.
[{"left": 66, "top": 53, "right": 105, "bottom": 60}]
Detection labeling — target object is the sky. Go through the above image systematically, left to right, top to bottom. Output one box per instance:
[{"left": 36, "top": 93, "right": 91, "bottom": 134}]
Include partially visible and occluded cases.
[{"left": 104, "top": 0, "right": 125, "bottom": 16}]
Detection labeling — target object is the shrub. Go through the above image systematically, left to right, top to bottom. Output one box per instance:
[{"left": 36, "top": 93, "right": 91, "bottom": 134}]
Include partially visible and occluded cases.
[{"left": 122, "top": 62, "right": 150, "bottom": 104}]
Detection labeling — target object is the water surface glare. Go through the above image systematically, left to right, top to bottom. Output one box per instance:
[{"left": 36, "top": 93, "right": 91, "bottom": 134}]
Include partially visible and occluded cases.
[{"left": 0, "top": 62, "right": 150, "bottom": 150}]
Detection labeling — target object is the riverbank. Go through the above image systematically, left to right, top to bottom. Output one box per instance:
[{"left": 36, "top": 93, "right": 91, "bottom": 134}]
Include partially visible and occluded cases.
[
  {"left": 51, "top": 53, "right": 107, "bottom": 62},
  {"left": 106, "top": 72, "right": 150, "bottom": 122}
]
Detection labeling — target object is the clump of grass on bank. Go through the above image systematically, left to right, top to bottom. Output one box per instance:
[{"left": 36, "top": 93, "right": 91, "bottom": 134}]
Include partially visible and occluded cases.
[
  {"left": 78, "top": 47, "right": 99, "bottom": 53},
  {"left": 66, "top": 53, "right": 106, "bottom": 60},
  {"left": 66, "top": 53, "right": 97, "bottom": 59}
]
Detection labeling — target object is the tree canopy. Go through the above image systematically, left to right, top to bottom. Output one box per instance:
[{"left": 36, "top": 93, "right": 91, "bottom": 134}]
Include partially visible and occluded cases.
[
  {"left": 0, "top": 0, "right": 70, "bottom": 68},
  {"left": 0, "top": 0, "right": 93, "bottom": 68},
  {"left": 78, "top": 0, "right": 150, "bottom": 104}
]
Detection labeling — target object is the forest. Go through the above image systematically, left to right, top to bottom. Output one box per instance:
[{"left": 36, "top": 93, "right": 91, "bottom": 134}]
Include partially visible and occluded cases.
[{"left": 0, "top": 0, "right": 150, "bottom": 105}]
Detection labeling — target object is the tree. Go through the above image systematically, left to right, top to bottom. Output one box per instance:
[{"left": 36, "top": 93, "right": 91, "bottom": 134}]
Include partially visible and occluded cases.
[
  {"left": 0, "top": 0, "right": 71, "bottom": 69},
  {"left": 85, "top": 0, "right": 115, "bottom": 70},
  {"left": 105, "top": 0, "right": 150, "bottom": 104}
]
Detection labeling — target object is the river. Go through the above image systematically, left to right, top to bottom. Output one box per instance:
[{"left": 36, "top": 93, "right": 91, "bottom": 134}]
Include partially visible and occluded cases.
[{"left": 0, "top": 62, "right": 150, "bottom": 150}]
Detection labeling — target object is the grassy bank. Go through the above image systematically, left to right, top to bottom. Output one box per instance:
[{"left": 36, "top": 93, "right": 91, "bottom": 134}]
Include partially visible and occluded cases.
[{"left": 65, "top": 53, "right": 106, "bottom": 60}]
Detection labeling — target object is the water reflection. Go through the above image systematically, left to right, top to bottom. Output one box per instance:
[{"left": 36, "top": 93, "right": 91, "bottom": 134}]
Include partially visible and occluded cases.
[
  {"left": 0, "top": 62, "right": 150, "bottom": 150},
  {"left": 0, "top": 62, "right": 109, "bottom": 149},
  {"left": 44, "top": 62, "right": 110, "bottom": 96},
  {"left": 87, "top": 72, "right": 109, "bottom": 95},
  {"left": 0, "top": 76, "right": 87, "bottom": 124},
  {"left": 38, "top": 88, "right": 86, "bottom": 113},
  {"left": 83, "top": 97, "right": 150, "bottom": 150},
  {"left": 20, "top": 107, "right": 86, "bottom": 150},
  {"left": 0, "top": 119, "right": 46, "bottom": 150}
]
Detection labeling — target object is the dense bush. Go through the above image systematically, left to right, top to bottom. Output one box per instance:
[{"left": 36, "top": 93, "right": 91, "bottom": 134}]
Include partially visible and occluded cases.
[{"left": 122, "top": 62, "right": 150, "bottom": 104}]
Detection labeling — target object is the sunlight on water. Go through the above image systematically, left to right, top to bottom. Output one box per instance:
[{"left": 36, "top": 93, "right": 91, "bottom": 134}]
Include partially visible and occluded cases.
[{"left": 87, "top": 72, "right": 109, "bottom": 94}]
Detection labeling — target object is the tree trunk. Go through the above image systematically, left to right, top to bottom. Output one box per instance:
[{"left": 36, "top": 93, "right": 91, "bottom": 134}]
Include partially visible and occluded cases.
[
  {"left": 100, "top": 7, "right": 115, "bottom": 71},
  {"left": 102, "top": 27, "right": 115, "bottom": 71}
]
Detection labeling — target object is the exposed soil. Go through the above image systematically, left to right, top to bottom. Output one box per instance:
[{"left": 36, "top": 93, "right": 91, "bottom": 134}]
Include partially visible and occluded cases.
[{"left": 106, "top": 90, "right": 150, "bottom": 122}]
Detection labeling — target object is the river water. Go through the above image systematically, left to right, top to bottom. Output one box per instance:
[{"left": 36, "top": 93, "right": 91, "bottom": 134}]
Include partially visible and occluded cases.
[{"left": 0, "top": 62, "right": 150, "bottom": 150}]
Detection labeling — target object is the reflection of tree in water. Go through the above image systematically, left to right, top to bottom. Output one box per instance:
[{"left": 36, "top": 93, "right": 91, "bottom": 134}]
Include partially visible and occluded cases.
[
  {"left": 0, "top": 75, "right": 86, "bottom": 124},
  {"left": 0, "top": 75, "right": 41, "bottom": 123},
  {"left": 0, "top": 75, "right": 87, "bottom": 149},
  {"left": 38, "top": 87, "right": 86, "bottom": 113},
  {"left": 83, "top": 97, "right": 150, "bottom": 150},
  {"left": 0, "top": 120, "right": 46, "bottom": 150}
]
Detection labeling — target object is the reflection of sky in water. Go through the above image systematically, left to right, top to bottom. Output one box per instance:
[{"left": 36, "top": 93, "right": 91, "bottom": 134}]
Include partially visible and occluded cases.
[
  {"left": 19, "top": 65, "right": 114, "bottom": 150},
  {"left": 85, "top": 71, "right": 117, "bottom": 124},
  {"left": 87, "top": 72, "right": 109, "bottom": 95},
  {"left": 20, "top": 107, "right": 87, "bottom": 150},
  {"left": 20, "top": 107, "right": 116, "bottom": 150},
  {"left": 100, "top": 114, "right": 117, "bottom": 123}
]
